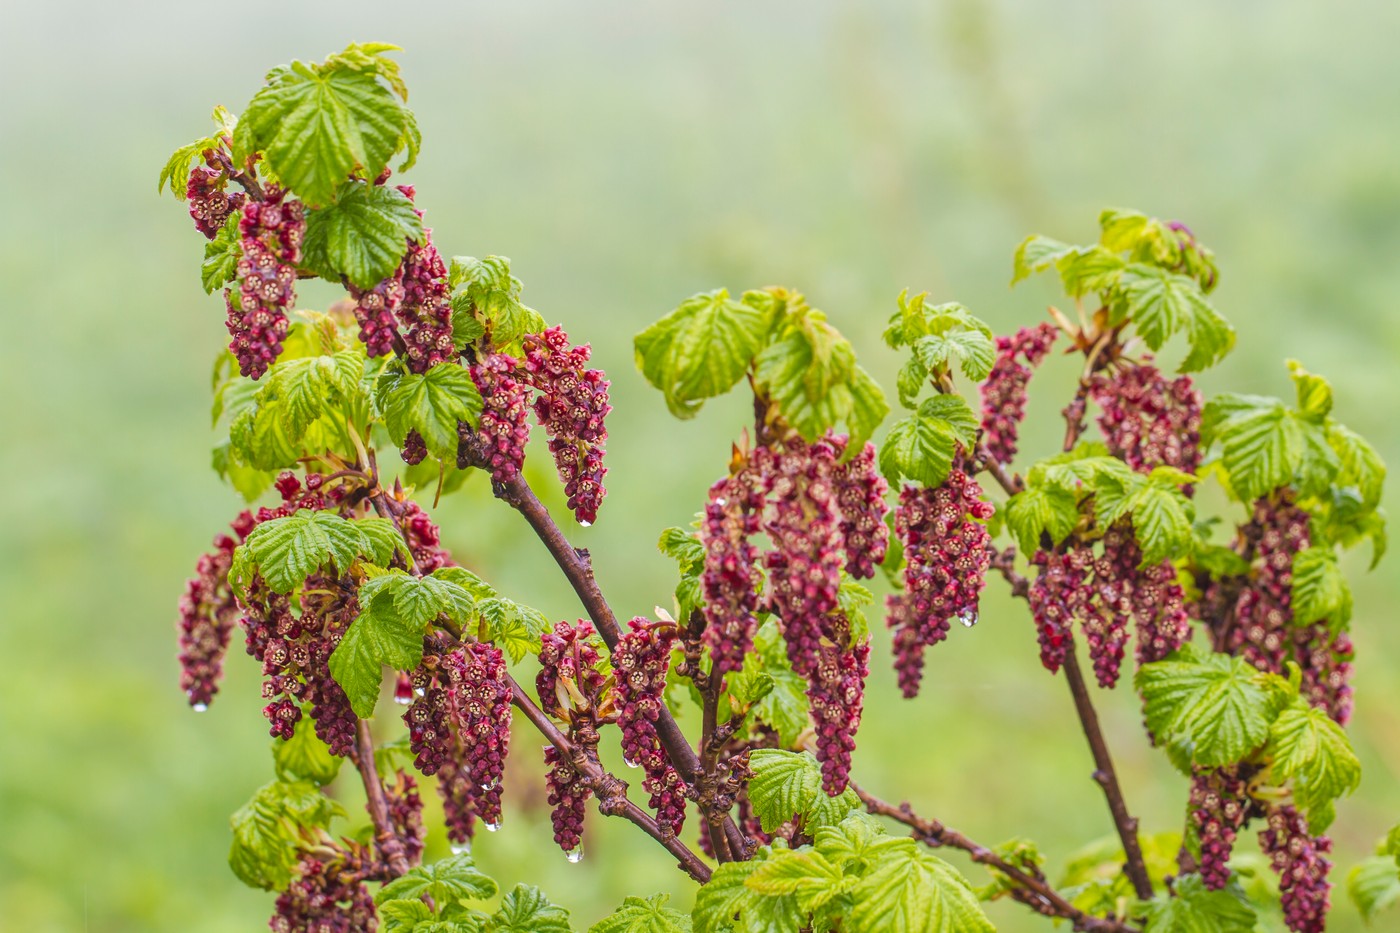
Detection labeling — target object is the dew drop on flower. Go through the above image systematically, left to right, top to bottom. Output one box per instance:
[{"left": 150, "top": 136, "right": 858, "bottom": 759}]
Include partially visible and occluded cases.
[
  {"left": 579, "top": 520, "right": 592, "bottom": 528},
  {"left": 959, "top": 611, "right": 978, "bottom": 628},
  {"left": 393, "top": 693, "right": 412, "bottom": 706},
  {"left": 192, "top": 702, "right": 209, "bottom": 713},
  {"left": 623, "top": 756, "right": 640, "bottom": 769},
  {"left": 479, "top": 777, "right": 501, "bottom": 791},
  {"left": 484, "top": 820, "right": 502, "bottom": 833},
  {"left": 451, "top": 842, "right": 471, "bottom": 855},
  {"left": 565, "top": 845, "right": 584, "bottom": 863}
]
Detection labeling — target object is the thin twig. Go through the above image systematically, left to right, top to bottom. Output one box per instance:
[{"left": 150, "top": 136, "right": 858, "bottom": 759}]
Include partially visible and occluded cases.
[
  {"left": 354, "top": 720, "right": 412, "bottom": 878},
  {"left": 854, "top": 786, "right": 1140, "bottom": 933}
]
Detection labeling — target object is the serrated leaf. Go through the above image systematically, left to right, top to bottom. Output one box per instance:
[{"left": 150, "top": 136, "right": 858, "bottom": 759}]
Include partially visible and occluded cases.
[
  {"left": 233, "top": 55, "right": 413, "bottom": 207},
  {"left": 158, "top": 106, "right": 238, "bottom": 200},
  {"left": 301, "top": 181, "right": 422, "bottom": 288},
  {"left": 202, "top": 213, "right": 242, "bottom": 293},
  {"left": 1011, "top": 235, "right": 1076, "bottom": 285},
  {"left": 448, "top": 256, "right": 542, "bottom": 351},
  {"left": 1113, "top": 264, "right": 1233, "bottom": 372},
  {"left": 635, "top": 289, "right": 772, "bottom": 419},
  {"left": 912, "top": 330, "right": 995, "bottom": 383},
  {"left": 1288, "top": 359, "right": 1333, "bottom": 418},
  {"left": 376, "top": 361, "right": 484, "bottom": 460},
  {"left": 878, "top": 394, "right": 977, "bottom": 488},
  {"left": 1201, "top": 394, "right": 1332, "bottom": 502},
  {"left": 1328, "top": 422, "right": 1386, "bottom": 511},
  {"left": 1094, "top": 472, "right": 1196, "bottom": 566},
  {"left": 1003, "top": 485, "right": 1080, "bottom": 556},
  {"left": 241, "top": 510, "right": 382, "bottom": 592},
  {"left": 658, "top": 527, "right": 705, "bottom": 571},
  {"left": 1291, "top": 547, "right": 1351, "bottom": 628},
  {"left": 433, "top": 566, "right": 498, "bottom": 600},
  {"left": 329, "top": 588, "right": 426, "bottom": 717},
  {"left": 477, "top": 597, "right": 549, "bottom": 664},
  {"left": 731, "top": 622, "right": 809, "bottom": 747},
  {"left": 1135, "top": 645, "right": 1285, "bottom": 767},
  {"left": 1265, "top": 702, "right": 1360, "bottom": 830},
  {"left": 273, "top": 715, "right": 343, "bottom": 784},
  {"left": 747, "top": 750, "right": 859, "bottom": 833},
  {"left": 228, "top": 780, "right": 342, "bottom": 891},
  {"left": 845, "top": 839, "right": 995, "bottom": 933},
  {"left": 745, "top": 849, "right": 849, "bottom": 911},
  {"left": 376, "top": 852, "right": 499, "bottom": 909},
  {"left": 692, "top": 854, "right": 804, "bottom": 933},
  {"left": 1349, "top": 856, "right": 1400, "bottom": 923},
  {"left": 1138, "top": 874, "right": 1257, "bottom": 933},
  {"left": 486, "top": 884, "right": 572, "bottom": 933},
  {"left": 589, "top": 894, "right": 691, "bottom": 933},
  {"left": 377, "top": 899, "right": 439, "bottom": 933}
]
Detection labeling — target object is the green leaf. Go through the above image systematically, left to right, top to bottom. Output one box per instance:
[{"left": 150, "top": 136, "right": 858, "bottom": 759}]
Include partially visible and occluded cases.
[
  {"left": 233, "top": 54, "right": 413, "bottom": 207},
  {"left": 158, "top": 106, "right": 238, "bottom": 200},
  {"left": 301, "top": 181, "right": 423, "bottom": 288},
  {"left": 202, "top": 213, "right": 242, "bottom": 293},
  {"left": 1010, "top": 235, "right": 1076, "bottom": 285},
  {"left": 448, "top": 256, "right": 543, "bottom": 351},
  {"left": 1113, "top": 264, "right": 1233, "bottom": 372},
  {"left": 635, "top": 289, "right": 772, "bottom": 419},
  {"left": 912, "top": 330, "right": 995, "bottom": 383},
  {"left": 267, "top": 350, "right": 365, "bottom": 438},
  {"left": 1288, "top": 359, "right": 1333, "bottom": 418},
  {"left": 376, "top": 361, "right": 484, "bottom": 460},
  {"left": 847, "top": 366, "right": 890, "bottom": 455},
  {"left": 1202, "top": 393, "right": 1338, "bottom": 501},
  {"left": 877, "top": 395, "right": 977, "bottom": 487},
  {"left": 1328, "top": 422, "right": 1386, "bottom": 511},
  {"left": 1093, "top": 469, "right": 1196, "bottom": 566},
  {"left": 1003, "top": 485, "right": 1080, "bottom": 556},
  {"left": 240, "top": 510, "right": 391, "bottom": 592},
  {"left": 659, "top": 526, "right": 706, "bottom": 571},
  {"left": 1291, "top": 547, "right": 1352, "bottom": 628},
  {"left": 329, "top": 587, "right": 427, "bottom": 717},
  {"left": 476, "top": 597, "right": 550, "bottom": 664},
  {"left": 729, "top": 621, "right": 809, "bottom": 747},
  {"left": 1135, "top": 645, "right": 1286, "bottom": 767},
  {"left": 1265, "top": 702, "right": 1361, "bottom": 831},
  {"left": 273, "top": 715, "right": 343, "bottom": 785},
  {"left": 747, "top": 750, "right": 860, "bottom": 834},
  {"left": 228, "top": 779, "right": 342, "bottom": 890},
  {"left": 845, "top": 838, "right": 995, "bottom": 933},
  {"left": 746, "top": 849, "right": 849, "bottom": 909},
  {"left": 377, "top": 852, "right": 499, "bottom": 909},
  {"left": 692, "top": 852, "right": 805, "bottom": 933},
  {"left": 1349, "top": 856, "right": 1400, "bottom": 923},
  {"left": 1138, "top": 874, "right": 1256, "bottom": 933},
  {"left": 486, "top": 884, "right": 572, "bottom": 933},
  {"left": 589, "top": 894, "right": 692, "bottom": 933},
  {"left": 377, "top": 899, "right": 441, "bottom": 933}
]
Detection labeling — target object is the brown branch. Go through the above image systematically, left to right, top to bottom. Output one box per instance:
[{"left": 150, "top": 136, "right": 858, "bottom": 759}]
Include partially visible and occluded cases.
[
  {"left": 209, "top": 149, "right": 266, "bottom": 202},
  {"left": 367, "top": 479, "right": 713, "bottom": 882},
  {"left": 354, "top": 719, "right": 413, "bottom": 878},
  {"left": 855, "top": 786, "right": 1140, "bottom": 933}
]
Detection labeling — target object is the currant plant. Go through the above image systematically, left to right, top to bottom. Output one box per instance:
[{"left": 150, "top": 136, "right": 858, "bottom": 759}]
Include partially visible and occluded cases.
[{"left": 164, "top": 43, "right": 1387, "bottom": 932}]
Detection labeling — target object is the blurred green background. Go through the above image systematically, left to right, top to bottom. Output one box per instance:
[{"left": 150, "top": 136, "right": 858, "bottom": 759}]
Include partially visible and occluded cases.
[{"left": 3, "top": 1, "right": 1399, "bottom": 930}]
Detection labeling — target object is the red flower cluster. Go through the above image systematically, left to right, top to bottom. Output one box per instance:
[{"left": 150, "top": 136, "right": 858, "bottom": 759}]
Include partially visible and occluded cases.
[
  {"left": 186, "top": 160, "right": 245, "bottom": 239},
  {"left": 393, "top": 186, "right": 455, "bottom": 374},
  {"left": 230, "top": 189, "right": 304, "bottom": 379},
  {"left": 348, "top": 267, "right": 405, "bottom": 358},
  {"left": 980, "top": 322, "right": 1058, "bottom": 465},
  {"left": 520, "top": 327, "right": 611, "bottom": 525},
  {"left": 467, "top": 353, "right": 532, "bottom": 482},
  {"left": 1091, "top": 363, "right": 1203, "bottom": 478},
  {"left": 832, "top": 441, "right": 890, "bottom": 579},
  {"left": 699, "top": 452, "right": 767, "bottom": 677},
  {"left": 887, "top": 468, "right": 993, "bottom": 698},
  {"left": 1230, "top": 494, "right": 1353, "bottom": 724},
  {"left": 396, "top": 496, "right": 453, "bottom": 573},
  {"left": 177, "top": 511, "right": 254, "bottom": 709},
  {"left": 1028, "top": 545, "right": 1096, "bottom": 675},
  {"left": 806, "top": 613, "right": 869, "bottom": 795},
  {"left": 612, "top": 618, "right": 686, "bottom": 836},
  {"left": 444, "top": 644, "right": 513, "bottom": 829},
  {"left": 403, "top": 656, "right": 454, "bottom": 776},
  {"left": 544, "top": 746, "right": 589, "bottom": 859},
  {"left": 1189, "top": 766, "right": 1253, "bottom": 890},
  {"left": 385, "top": 769, "right": 426, "bottom": 866},
  {"left": 1259, "top": 804, "right": 1332, "bottom": 933},
  {"left": 269, "top": 849, "right": 377, "bottom": 933}
]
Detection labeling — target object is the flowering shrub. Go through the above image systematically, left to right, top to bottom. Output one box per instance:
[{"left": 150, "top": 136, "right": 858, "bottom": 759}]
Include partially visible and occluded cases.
[{"left": 160, "top": 43, "right": 1395, "bottom": 933}]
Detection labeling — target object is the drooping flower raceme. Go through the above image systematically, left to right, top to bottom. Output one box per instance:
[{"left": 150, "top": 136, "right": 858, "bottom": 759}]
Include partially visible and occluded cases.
[{"left": 980, "top": 322, "right": 1058, "bottom": 466}]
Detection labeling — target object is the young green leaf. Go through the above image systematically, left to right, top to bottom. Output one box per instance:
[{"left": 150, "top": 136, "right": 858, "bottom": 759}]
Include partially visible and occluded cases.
[
  {"left": 233, "top": 51, "right": 414, "bottom": 207},
  {"left": 158, "top": 105, "right": 238, "bottom": 200},
  {"left": 300, "top": 181, "right": 423, "bottom": 288},
  {"left": 202, "top": 213, "right": 242, "bottom": 293},
  {"left": 448, "top": 255, "right": 543, "bottom": 350},
  {"left": 1111, "top": 264, "right": 1233, "bottom": 372},
  {"left": 634, "top": 289, "right": 772, "bottom": 419},
  {"left": 912, "top": 330, "right": 995, "bottom": 383},
  {"left": 376, "top": 360, "right": 484, "bottom": 460},
  {"left": 1202, "top": 393, "right": 1338, "bottom": 502},
  {"left": 877, "top": 395, "right": 978, "bottom": 487},
  {"left": 1328, "top": 421, "right": 1386, "bottom": 512},
  {"left": 1093, "top": 469, "right": 1196, "bottom": 567},
  {"left": 1002, "top": 485, "right": 1080, "bottom": 556},
  {"left": 240, "top": 509, "right": 387, "bottom": 593},
  {"left": 1291, "top": 547, "right": 1352, "bottom": 628},
  {"left": 329, "top": 587, "right": 428, "bottom": 717},
  {"left": 476, "top": 597, "right": 551, "bottom": 664},
  {"left": 727, "top": 621, "right": 809, "bottom": 747},
  {"left": 1135, "top": 645, "right": 1287, "bottom": 767},
  {"left": 1265, "top": 702, "right": 1361, "bottom": 831},
  {"left": 272, "top": 715, "right": 342, "bottom": 786},
  {"left": 747, "top": 750, "right": 860, "bottom": 834},
  {"left": 228, "top": 779, "right": 343, "bottom": 891},
  {"left": 844, "top": 837, "right": 995, "bottom": 933},
  {"left": 376, "top": 852, "right": 499, "bottom": 909},
  {"left": 692, "top": 852, "right": 805, "bottom": 933},
  {"left": 1348, "top": 856, "right": 1400, "bottom": 923},
  {"left": 1137, "top": 873, "right": 1257, "bottom": 933},
  {"left": 486, "top": 884, "right": 573, "bottom": 933},
  {"left": 589, "top": 894, "right": 692, "bottom": 933}
]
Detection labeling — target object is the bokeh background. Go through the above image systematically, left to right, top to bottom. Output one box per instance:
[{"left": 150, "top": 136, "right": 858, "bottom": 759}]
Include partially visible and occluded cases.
[{"left": 3, "top": 1, "right": 1399, "bottom": 930}]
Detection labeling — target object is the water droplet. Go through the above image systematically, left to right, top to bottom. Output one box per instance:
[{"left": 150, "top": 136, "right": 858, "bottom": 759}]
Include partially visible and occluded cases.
[
  {"left": 579, "top": 520, "right": 592, "bottom": 528},
  {"left": 959, "top": 611, "right": 979, "bottom": 628},
  {"left": 414, "top": 687, "right": 426, "bottom": 697},
  {"left": 393, "top": 694, "right": 412, "bottom": 706},
  {"left": 192, "top": 702, "right": 209, "bottom": 713},
  {"left": 623, "top": 756, "right": 640, "bottom": 769},
  {"left": 479, "top": 777, "right": 501, "bottom": 791},
  {"left": 484, "top": 820, "right": 502, "bottom": 833},
  {"left": 451, "top": 842, "right": 472, "bottom": 855},
  {"left": 565, "top": 845, "right": 584, "bottom": 863}
]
